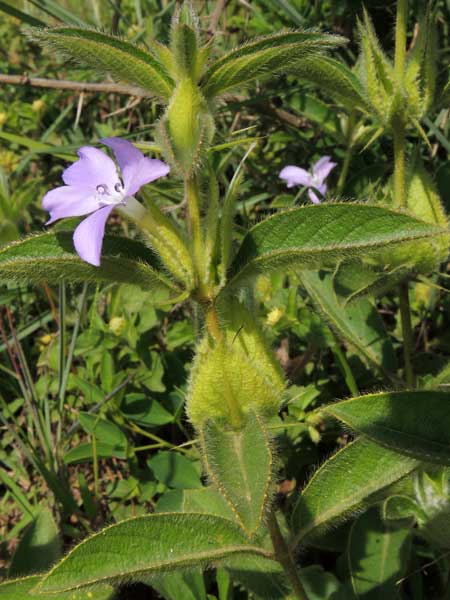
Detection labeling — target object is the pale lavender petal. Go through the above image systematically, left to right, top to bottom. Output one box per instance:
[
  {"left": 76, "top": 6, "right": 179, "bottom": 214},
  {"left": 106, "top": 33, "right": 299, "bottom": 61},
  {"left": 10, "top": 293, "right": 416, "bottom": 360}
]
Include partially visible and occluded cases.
[
  {"left": 101, "top": 137, "right": 170, "bottom": 196},
  {"left": 62, "top": 146, "right": 119, "bottom": 190},
  {"left": 121, "top": 156, "right": 170, "bottom": 196},
  {"left": 312, "top": 156, "right": 337, "bottom": 184},
  {"left": 280, "top": 166, "right": 313, "bottom": 188},
  {"left": 316, "top": 182, "right": 327, "bottom": 196},
  {"left": 42, "top": 186, "right": 99, "bottom": 224},
  {"left": 308, "top": 189, "right": 321, "bottom": 204},
  {"left": 73, "top": 205, "right": 114, "bottom": 267}
]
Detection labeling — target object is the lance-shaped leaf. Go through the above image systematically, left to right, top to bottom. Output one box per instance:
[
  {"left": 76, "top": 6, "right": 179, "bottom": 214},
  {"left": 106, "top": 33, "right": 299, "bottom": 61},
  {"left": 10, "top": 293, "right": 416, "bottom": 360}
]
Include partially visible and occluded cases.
[
  {"left": 29, "top": 27, "right": 175, "bottom": 99},
  {"left": 201, "top": 31, "right": 346, "bottom": 97},
  {"left": 293, "top": 56, "right": 369, "bottom": 112},
  {"left": 228, "top": 204, "right": 447, "bottom": 287},
  {"left": 0, "top": 232, "right": 179, "bottom": 292},
  {"left": 334, "top": 261, "right": 413, "bottom": 304},
  {"left": 300, "top": 270, "right": 397, "bottom": 375},
  {"left": 323, "top": 391, "right": 450, "bottom": 465},
  {"left": 200, "top": 414, "right": 274, "bottom": 537},
  {"left": 291, "top": 438, "right": 419, "bottom": 547},
  {"left": 348, "top": 507, "right": 412, "bottom": 599},
  {"left": 36, "top": 513, "right": 274, "bottom": 593},
  {"left": 0, "top": 575, "right": 114, "bottom": 599}
]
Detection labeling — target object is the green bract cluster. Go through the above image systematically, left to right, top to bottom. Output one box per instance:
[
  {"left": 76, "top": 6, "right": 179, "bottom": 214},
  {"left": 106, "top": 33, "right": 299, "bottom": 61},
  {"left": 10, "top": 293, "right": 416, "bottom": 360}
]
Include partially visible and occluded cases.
[
  {"left": 28, "top": 3, "right": 344, "bottom": 177},
  {"left": 187, "top": 303, "right": 286, "bottom": 426}
]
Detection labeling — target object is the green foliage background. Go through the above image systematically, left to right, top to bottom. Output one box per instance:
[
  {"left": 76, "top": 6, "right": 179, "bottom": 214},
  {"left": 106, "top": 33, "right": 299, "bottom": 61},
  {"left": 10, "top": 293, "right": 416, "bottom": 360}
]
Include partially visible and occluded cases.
[{"left": 1, "top": 1, "right": 450, "bottom": 599}]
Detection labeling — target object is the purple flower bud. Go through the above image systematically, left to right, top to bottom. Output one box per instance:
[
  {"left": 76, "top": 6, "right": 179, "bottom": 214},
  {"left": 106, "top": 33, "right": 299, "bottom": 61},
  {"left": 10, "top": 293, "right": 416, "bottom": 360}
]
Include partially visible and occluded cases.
[{"left": 279, "top": 155, "right": 336, "bottom": 204}]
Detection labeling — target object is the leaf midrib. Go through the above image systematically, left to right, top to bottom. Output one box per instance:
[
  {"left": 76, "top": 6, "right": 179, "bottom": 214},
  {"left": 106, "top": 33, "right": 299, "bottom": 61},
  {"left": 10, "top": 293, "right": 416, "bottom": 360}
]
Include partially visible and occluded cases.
[{"left": 38, "top": 545, "right": 274, "bottom": 593}]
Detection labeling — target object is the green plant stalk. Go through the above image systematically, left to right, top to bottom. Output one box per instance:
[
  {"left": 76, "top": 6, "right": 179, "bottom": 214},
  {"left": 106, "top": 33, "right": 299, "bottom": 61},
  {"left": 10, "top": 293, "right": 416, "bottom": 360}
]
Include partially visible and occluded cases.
[
  {"left": 393, "top": 0, "right": 415, "bottom": 388},
  {"left": 336, "top": 112, "right": 356, "bottom": 196},
  {"left": 393, "top": 122, "right": 406, "bottom": 208},
  {"left": 336, "top": 146, "right": 352, "bottom": 196},
  {"left": 183, "top": 170, "right": 245, "bottom": 424},
  {"left": 186, "top": 175, "right": 209, "bottom": 298},
  {"left": 398, "top": 281, "right": 415, "bottom": 387},
  {"left": 205, "top": 305, "right": 222, "bottom": 341},
  {"left": 332, "top": 338, "right": 359, "bottom": 396},
  {"left": 92, "top": 434, "right": 99, "bottom": 498},
  {"left": 267, "top": 510, "right": 310, "bottom": 600}
]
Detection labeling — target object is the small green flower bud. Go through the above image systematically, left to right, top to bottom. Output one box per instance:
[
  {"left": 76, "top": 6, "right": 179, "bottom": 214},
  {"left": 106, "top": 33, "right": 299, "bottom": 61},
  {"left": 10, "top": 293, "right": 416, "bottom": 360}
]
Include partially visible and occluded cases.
[{"left": 157, "top": 79, "right": 214, "bottom": 175}]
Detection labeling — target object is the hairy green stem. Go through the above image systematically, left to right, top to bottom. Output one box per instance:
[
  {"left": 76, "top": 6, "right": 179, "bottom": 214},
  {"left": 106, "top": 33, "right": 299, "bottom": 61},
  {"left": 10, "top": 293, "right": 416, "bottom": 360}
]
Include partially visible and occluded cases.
[
  {"left": 393, "top": 0, "right": 415, "bottom": 388},
  {"left": 393, "top": 0, "right": 407, "bottom": 210},
  {"left": 336, "top": 112, "right": 356, "bottom": 196},
  {"left": 393, "top": 123, "right": 406, "bottom": 208},
  {"left": 336, "top": 146, "right": 352, "bottom": 196},
  {"left": 186, "top": 175, "right": 208, "bottom": 297},
  {"left": 399, "top": 282, "right": 415, "bottom": 388},
  {"left": 205, "top": 305, "right": 222, "bottom": 342},
  {"left": 332, "top": 339, "right": 359, "bottom": 396},
  {"left": 267, "top": 510, "right": 310, "bottom": 600}
]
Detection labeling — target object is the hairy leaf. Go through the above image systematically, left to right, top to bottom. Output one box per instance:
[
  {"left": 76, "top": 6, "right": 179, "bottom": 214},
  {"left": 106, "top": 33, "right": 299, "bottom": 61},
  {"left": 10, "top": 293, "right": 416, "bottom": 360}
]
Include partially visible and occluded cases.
[
  {"left": 29, "top": 27, "right": 175, "bottom": 99},
  {"left": 201, "top": 31, "right": 345, "bottom": 97},
  {"left": 293, "top": 56, "right": 369, "bottom": 111},
  {"left": 229, "top": 204, "right": 446, "bottom": 287},
  {"left": 0, "top": 232, "right": 179, "bottom": 292},
  {"left": 334, "top": 261, "right": 413, "bottom": 304},
  {"left": 300, "top": 270, "right": 396, "bottom": 375},
  {"left": 324, "top": 391, "right": 450, "bottom": 465},
  {"left": 200, "top": 414, "right": 274, "bottom": 536},
  {"left": 291, "top": 438, "right": 419, "bottom": 547},
  {"left": 348, "top": 508, "right": 412, "bottom": 599},
  {"left": 37, "top": 513, "right": 273, "bottom": 593},
  {"left": 0, "top": 575, "right": 114, "bottom": 599}
]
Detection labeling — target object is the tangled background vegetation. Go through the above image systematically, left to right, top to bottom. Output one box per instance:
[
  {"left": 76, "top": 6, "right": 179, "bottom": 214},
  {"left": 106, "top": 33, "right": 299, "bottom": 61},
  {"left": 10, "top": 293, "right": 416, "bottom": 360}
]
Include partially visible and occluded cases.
[{"left": 1, "top": 0, "right": 450, "bottom": 598}]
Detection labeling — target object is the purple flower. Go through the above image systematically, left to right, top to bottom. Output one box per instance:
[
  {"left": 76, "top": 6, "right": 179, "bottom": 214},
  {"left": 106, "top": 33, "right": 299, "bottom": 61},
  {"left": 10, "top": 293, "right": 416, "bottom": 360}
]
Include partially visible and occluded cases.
[
  {"left": 42, "top": 137, "right": 170, "bottom": 266},
  {"left": 279, "top": 155, "right": 336, "bottom": 204}
]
